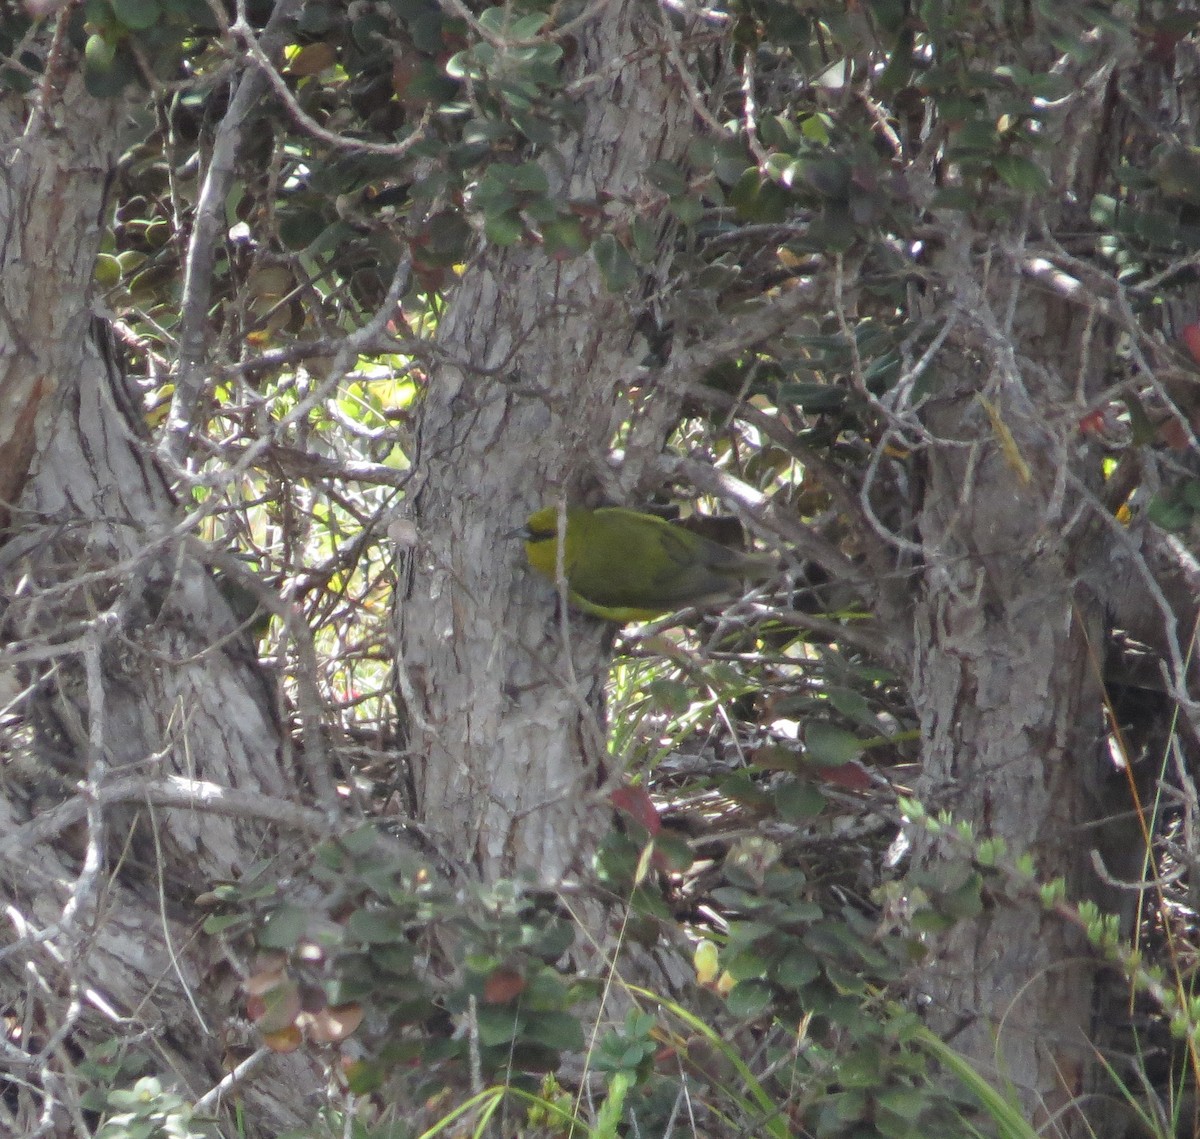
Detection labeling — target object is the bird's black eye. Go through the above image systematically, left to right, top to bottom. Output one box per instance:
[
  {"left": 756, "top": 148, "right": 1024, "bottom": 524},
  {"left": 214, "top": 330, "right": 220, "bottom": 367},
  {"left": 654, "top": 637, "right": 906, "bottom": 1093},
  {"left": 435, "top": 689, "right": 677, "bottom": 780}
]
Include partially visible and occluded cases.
[{"left": 526, "top": 524, "right": 558, "bottom": 541}]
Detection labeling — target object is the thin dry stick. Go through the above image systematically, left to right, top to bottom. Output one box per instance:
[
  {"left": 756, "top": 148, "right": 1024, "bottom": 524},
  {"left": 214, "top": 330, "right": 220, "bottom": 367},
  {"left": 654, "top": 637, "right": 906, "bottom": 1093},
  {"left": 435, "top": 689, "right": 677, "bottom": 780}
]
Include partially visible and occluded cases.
[
  {"left": 163, "top": 0, "right": 304, "bottom": 469},
  {"left": 0, "top": 774, "right": 337, "bottom": 864}
]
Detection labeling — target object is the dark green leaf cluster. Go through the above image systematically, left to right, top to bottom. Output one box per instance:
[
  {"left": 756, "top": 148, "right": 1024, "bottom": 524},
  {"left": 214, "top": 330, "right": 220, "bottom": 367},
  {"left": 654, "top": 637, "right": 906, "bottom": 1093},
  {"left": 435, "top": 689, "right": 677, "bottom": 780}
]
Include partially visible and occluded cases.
[
  {"left": 78, "top": 0, "right": 218, "bottom": 96},
  {"left": 1146, "top": 477, "right": 1200, "bottom": 533},
  {"left": 592, "top": 754, "right": 998, "bottom": 1138},
  {"left": 206, "top": 826, "right": 584, "bottom": 1105},
  {"left": 93, "top": 1077, "right": 206, "bottom": 1139}
]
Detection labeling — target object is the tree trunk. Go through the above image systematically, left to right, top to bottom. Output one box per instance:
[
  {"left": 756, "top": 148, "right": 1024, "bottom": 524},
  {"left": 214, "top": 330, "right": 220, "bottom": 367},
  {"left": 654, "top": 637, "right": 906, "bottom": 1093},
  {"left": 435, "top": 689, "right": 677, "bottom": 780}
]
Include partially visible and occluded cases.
[
  {"left": 398, "top": 0, "right": 697, "bottom": 881},
  {"left": 905, "top": 26, "right": 1200, "bottom": 1133},
  {"left": 0, "top": 70, "right": 320, "bottom": 1137},
  {"left": 910, "top": 239, "right": 1114, "bottom": 1131}
]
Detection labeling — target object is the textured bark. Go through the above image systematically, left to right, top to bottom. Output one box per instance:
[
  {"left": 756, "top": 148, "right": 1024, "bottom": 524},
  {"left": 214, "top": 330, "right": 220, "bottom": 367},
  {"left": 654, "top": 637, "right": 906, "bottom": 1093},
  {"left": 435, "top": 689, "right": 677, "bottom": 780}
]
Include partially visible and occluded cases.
[
  {"left": 398, "top": 0, "right": 697, "bottom": 881},
  {"left": 906, "top": 32, "right": 1200, "bottom": 1132},
  {"left": 0, "top": 54, "right": 121, "bottom": 530},
  {"left": 0, "top": 71, "right": 319, "bottom": 1137},
  {"left": 908, "top": 224, "right": 1114, "bottom": 1135},
  {"left": 912, "top": 359, "right": 1105, "bottom": 1129}
]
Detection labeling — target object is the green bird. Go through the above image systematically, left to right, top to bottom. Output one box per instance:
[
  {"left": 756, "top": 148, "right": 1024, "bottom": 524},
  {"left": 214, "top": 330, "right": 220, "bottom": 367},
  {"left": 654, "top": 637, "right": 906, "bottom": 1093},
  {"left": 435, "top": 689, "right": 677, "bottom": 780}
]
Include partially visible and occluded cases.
[{"left": 518, "top": 505, "right": 777, "bottom": 623}]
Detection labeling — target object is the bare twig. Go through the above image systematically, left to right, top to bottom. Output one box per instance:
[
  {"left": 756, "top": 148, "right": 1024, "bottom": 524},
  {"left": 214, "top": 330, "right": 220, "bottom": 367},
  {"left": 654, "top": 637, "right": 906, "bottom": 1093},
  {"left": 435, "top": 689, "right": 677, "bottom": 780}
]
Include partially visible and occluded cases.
[
  {"left": 162, "top": 0, "right": 304, "bottom": 470},
  {"left": 232, "top": 18, "right": 433, "bottom": 160},
  {"left": 0, "top": 774, "right": 339, "bottom": 864}
]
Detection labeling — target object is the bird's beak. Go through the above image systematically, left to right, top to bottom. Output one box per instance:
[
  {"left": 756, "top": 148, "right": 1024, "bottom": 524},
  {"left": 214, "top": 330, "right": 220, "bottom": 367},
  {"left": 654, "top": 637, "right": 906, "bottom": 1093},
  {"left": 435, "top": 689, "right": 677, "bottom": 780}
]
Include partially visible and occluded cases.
[{"left": 502, "top": 523, "right": 531, "bottom": 541}]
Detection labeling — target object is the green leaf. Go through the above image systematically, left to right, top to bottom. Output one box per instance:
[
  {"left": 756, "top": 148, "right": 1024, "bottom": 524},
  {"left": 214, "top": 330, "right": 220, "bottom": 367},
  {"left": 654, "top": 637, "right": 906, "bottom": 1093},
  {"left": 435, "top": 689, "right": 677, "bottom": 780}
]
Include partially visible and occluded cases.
[
  {"left": 112, "top": 0, "right": 160, "bottom": 30},
  {"left": 297, "top": 2, "right": 336, "bottom": 34},
  {"left": 477, "top": 5, "right": 511, "bottom": 32},
  {"left": 351, "top": 12, "right": 390, "bottom": 49},
  {"left": 408, "top": 12, "right": 446, "bottom": 53},
  {"left": 509, "top": 12, "right": 550, "bottom": 37},
  {"left": 84, "top": 33, "right": 116, "bottom": 71},
  {"left": 445, "top": 50, "right": 483, "bottom": 80},
  {"left": 800, "top": 112, "right": 832, "bottom": 144},
  {"left": 949, "top": 124, "right": 998, "bottom": 160},
  {"left": 992, "top": 153, "right": 1050, "bottom": 192},
  {"left": 646, "top": 160, "right": 688, "bottom": 197},
  {"left": 507, "top": 161, "right": 549, "bottom": 194},
  {"left": 730, "top": 167, "right": 792, "bottom": 222},
  {"left": 470, "top": 173, "right": 515, "bottom": 212},
  {"left": 929, "top": 185, "right": 976, "bottom": 211},
  {"left": 669, "top": 194, "right": 705, "bottom": 224},
  {"left": 807, "top": 203, "right": 859, "bottom": 251},
  {"left": 278, "top": 207, "right": 328, "bottom": 251},
  {"left": 414, "top": 210, "right": 470, "bottom": 266},
  {"left": 484, "top": 211, "right": 525, "bottom": 246},
  {"left": 540, "top": 216, "right": 589, "bottom": 258},
  {"left": 630, "top": 217, "right": 658, "bottom": 260},
  {"left": 593, "top": 233, "right": 637, "bottom": 291},
  {"left": 93, "top": 253, "right": 121, "bottom": 287},
  {"left": 777, "top": 381, "right": 848, "bottom": 411},
  {"left": 1121, "top": 393, "right": 1157, "bottom": 446},
  {"left": 1181, "top": 478, "right": 1200, "bottom": 510},
  {"left": 1147, "top": 493, "right": 1194, "bottom": 531},
  {"left": 825, "top": 685, "right": 882, "bottom": 730},
  {"left": 804, "top": 721, "right": 866, "bottom": 766},
  {"left": 720, "top": 770, "right": 772, "bottom": 809},
  {"left": 774, "top": 778, "right": 826, "bottom": 821},
  {"left": 339, "top": 824, "right": 378, "bottom": 857},
  {"left": 652, "top": 831, "right": 694, "bottom": 873},
  {"left": 943, "top": 874, "right": 985, "bottom": 920},
  {"left": 257, "top": 903, "right": 309, "bottom": 949},
  {"left": 345, "top": 908, "right": 409, "bottom": 944},
  {"left": 910, "top": 910, "right": 956, "bottom": 935},
  {"left": 202, "top": 912, "right": 250, "bottom": 935},
  {"left": 526, "top": 917, "right": 575, "bottom": 962},
  {"left": 369, "top": 943, "right": 417, "bottom": 974},
  {"left": 772, "top": 947, "right": 819, "bottom": 990},
  {"left": 723, "top": 948, "right": 769, "bottom": 982},
  {"left": 725, "top": 978, "right": 772, "bottom": 1017},
  {"left": 476, "top": 1004, "right": 524, "bottom": 1045},
  {"left": 523, "top": 1009, "right": 584, "bottom": 1051},
  {"left": 343, "top": 1059, "right": 385, "bottom": 1095},
  {"left": 878, "top": 1084, "right": 931, "bottom": 1128},
  {"left": 832, "top": 1089, "right": 870, "bottom": 1124}
]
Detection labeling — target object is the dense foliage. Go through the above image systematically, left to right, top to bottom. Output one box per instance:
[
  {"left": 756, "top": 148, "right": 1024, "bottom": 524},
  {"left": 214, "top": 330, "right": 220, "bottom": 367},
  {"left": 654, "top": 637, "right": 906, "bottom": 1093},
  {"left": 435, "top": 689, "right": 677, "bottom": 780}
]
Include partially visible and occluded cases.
[{"left": 6, "top": 1, "right": 1200, "bottom": 1137}]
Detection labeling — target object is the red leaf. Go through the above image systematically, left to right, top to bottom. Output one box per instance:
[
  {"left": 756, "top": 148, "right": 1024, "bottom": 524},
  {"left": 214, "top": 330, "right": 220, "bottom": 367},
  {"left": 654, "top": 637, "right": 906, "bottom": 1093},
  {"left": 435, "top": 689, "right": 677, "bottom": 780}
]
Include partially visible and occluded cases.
[
  {"left": 1181, "top": 320, "right": 1200, "bottom": 365},
  {"left": 1159, "top": 417, "right": 1191, "bottom": 450},
  {"left": 809, "top": 761, "right": 873, "bottom": 791},
  {"left": 611, "top": 786, "right": 661, "bottom": 836},
  {"left": 483, "top": 966, "right": 526, "bottom": 1005}
]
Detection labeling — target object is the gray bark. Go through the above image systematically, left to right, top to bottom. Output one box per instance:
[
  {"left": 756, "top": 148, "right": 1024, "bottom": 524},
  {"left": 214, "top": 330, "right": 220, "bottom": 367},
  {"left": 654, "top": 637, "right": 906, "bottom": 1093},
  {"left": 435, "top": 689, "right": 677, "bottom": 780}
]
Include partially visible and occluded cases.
[
  {"left": 398, "top": 0, "right": 698, "bottom": 881},
  {"left": 903, "top": 25, "right": 1200, "bottom": 1126},
  {"left": 0, "top": 70, "right": 320, "bottom": 1138},
  {"left": 908, "top": 147, "right": 1118, "bottom": 1138},
  {"left": 912, "top": 359, "right": 1105, "bottom": 1129}
]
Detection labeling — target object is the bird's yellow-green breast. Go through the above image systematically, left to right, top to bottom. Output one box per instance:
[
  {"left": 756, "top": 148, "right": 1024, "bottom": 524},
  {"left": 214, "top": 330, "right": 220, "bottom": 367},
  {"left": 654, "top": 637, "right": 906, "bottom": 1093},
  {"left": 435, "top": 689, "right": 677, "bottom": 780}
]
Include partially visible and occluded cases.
[{"left": 519, "top": 505, "right": 775, "bottom": 622}]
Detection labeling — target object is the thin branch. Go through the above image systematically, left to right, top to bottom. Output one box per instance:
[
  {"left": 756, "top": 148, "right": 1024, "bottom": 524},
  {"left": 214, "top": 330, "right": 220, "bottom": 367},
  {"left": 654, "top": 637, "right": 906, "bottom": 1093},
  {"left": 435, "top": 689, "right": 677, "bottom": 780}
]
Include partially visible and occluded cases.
[
  {"left": 162, "top": 0, "right": 304, "bottom": 470},
  {"left": 233, "top": 18, "right": 433, "bottom": 160},
  {"left": 210, "top": 441, "right": 413, "bottom": 489},
  {"left": 54, "top": 625, "right": 110, "bottom": 946},
  {"left": 0, "top": 775, "right": 339, "bottom": 864},
  {"left": 193, "top": 1046, "right": 273, "bottom": 1114}
]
